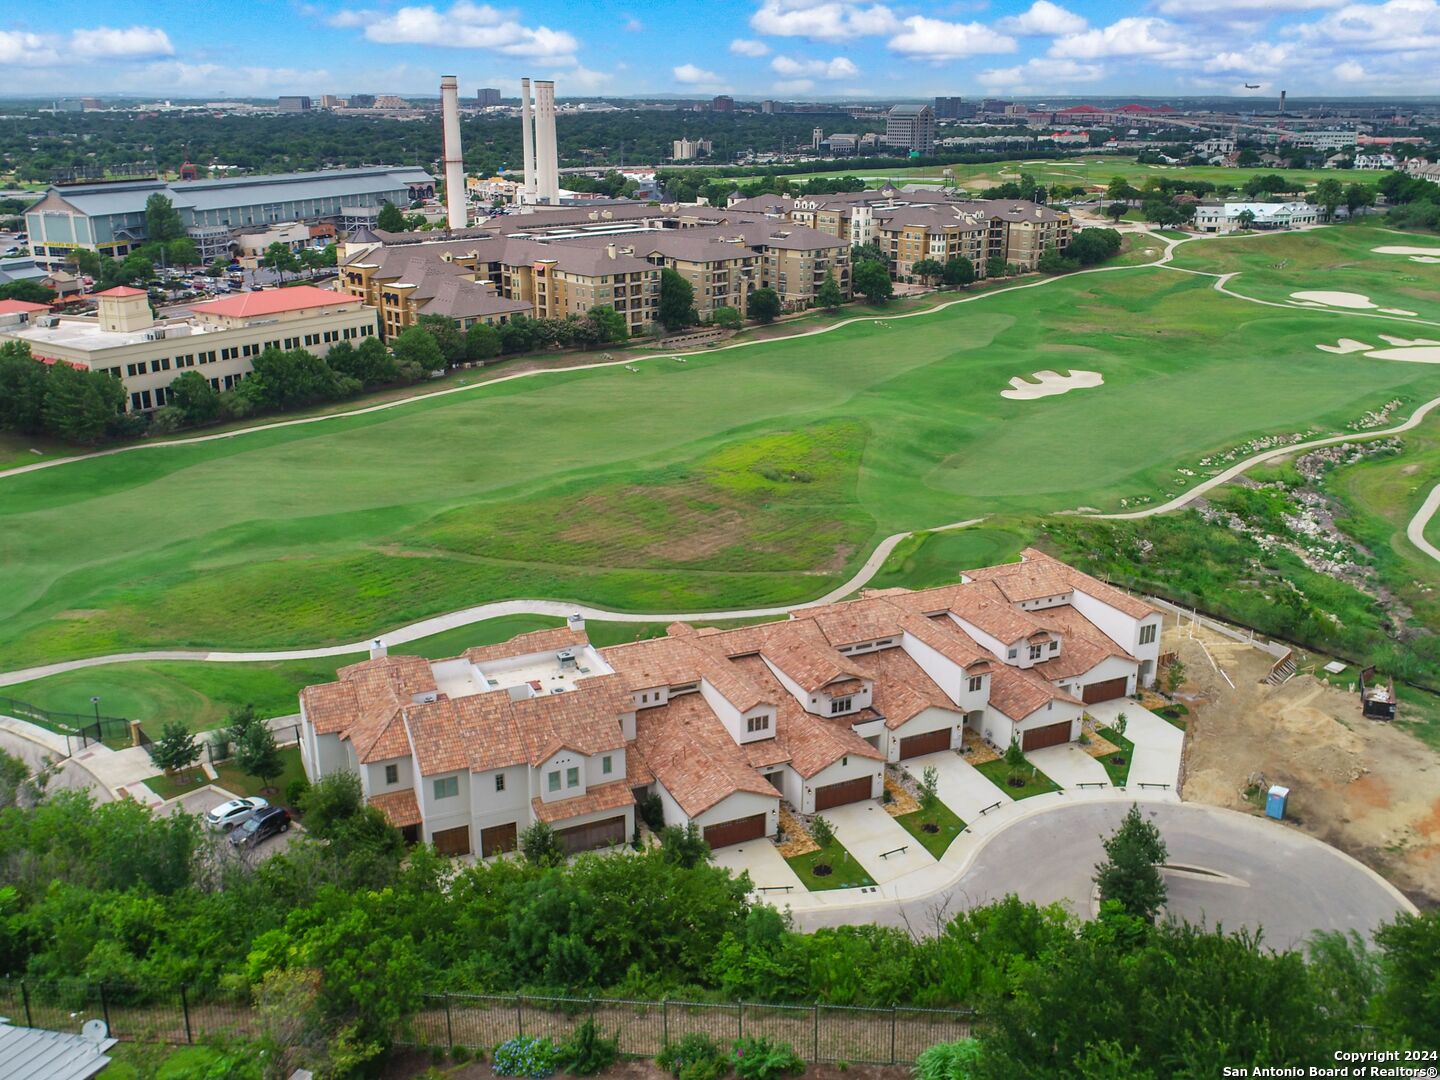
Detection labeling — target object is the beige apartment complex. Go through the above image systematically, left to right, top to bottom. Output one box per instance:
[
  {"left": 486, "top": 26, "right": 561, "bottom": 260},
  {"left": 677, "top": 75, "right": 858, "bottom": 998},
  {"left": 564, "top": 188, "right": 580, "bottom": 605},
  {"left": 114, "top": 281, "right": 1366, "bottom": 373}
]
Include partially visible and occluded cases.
[{"left": 0, "top": 285, "right": 378, "bottom": 413}]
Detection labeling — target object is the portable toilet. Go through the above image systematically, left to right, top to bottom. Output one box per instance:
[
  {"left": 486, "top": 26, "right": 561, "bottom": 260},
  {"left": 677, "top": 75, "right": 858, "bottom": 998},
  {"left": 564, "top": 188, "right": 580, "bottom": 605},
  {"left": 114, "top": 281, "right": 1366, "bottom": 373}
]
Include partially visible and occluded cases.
[{"left": 1265, "top": 785, "right": 1289, "bottom": 820}]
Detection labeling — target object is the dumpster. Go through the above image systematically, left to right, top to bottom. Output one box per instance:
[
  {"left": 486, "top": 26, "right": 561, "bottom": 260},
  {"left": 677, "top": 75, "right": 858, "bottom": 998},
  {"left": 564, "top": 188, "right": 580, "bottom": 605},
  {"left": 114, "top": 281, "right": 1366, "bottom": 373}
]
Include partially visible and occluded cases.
[{"left": 1265, "top": 785, "right": 1289, "bottom": 820}]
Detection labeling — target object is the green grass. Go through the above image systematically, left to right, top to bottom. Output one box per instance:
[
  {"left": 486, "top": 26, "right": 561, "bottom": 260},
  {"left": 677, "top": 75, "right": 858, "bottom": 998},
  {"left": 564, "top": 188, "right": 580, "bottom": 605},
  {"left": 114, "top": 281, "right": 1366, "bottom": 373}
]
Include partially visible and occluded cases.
[
  {"left": 3, "top": 227, "right": 1439, "bottom": 667},
  {"left": 868, "top": 526, "right": 1029, "bottom": 591},
  {"left": 1152, "top": 703, "right": 1189, "bottom": 732},
  {"left": 1094, "top": 726, "right": 1135, "bottom": 787},
  {"left": 214, "top": 744, "right": 305, "bottom": 801},
  {"left": 975, "top": 757, "right": 1062, "bottom": 799},
  {"left": 143, "top": 769, "right": 211, "bottom": 800},
  {"left": 894, "top": 800, "right": 967, "bottom": 858},
  {"left": 785, "top": 838, "right": 876, "bottom": 890},
  {"left": 102, "top": 1044, "right": 224, "bottom": 1079}
]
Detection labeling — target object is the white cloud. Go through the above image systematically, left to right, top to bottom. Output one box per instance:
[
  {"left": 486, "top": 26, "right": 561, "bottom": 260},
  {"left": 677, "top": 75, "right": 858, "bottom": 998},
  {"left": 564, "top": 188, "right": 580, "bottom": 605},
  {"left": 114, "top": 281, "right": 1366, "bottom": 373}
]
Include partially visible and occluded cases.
[
  {"left": 751, "top": 0, "right": 899, "bottom": 42},
  {"left": 1156, "top": 0, "right": 1343, "bottom": 12},
  {"left": 1294, "top": 0, "right": 1440, "bottom": 47},
  {"left": 996, "top": 1, "right": 1087, "bottom": 35},
  {"left": 363, "top": 2, "right": 579, "bottom": 58},
  {"left": 888, "top": 16, "right": 1016, "bottom": 59},
  {"left": 624, "top": 17, "right": 644, "bottom": 32},
  {"left": 1049, "top": 17, "right": 1196, "bottom": 61},
  {"left": 70, "top": 26, "right": 174, "bottom": 59},
  {"left": 0, "top": 31, "right": 58, "bottom": 66},
  {"left": 730, "top": 37, "right": 771, "bottom": 56},
  {"left": 1202, "top": 42, "right": 1297, "bottom": 72},
  {"left": 771, "top": 54, "right": 860, "bottom": 77},
  {"left": 979, "top": 56, "right": 1102, "bottom": 89},
  {"left": 1334, "top": 58, "right": 1369, "bottom": 77},
  {"left": 111, "top": 61, "right": 335, "bottom": 94},
  {"left": 672, "top": 63, "right": 729, "bottom": 91},
  {"left": 557, "top": 65, "right": 612, "bottom": 91},
  {"left": 772, "top": 78, "right": 817, "bottom": 93}
]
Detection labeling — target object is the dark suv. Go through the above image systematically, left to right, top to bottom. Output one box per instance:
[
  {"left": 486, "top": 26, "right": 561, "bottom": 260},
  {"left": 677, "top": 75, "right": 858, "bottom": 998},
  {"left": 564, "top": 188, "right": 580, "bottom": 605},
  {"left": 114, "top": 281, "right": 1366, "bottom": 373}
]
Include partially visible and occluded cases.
[{"left": 229, "top": 805, "right": 291, "bottom": 848}]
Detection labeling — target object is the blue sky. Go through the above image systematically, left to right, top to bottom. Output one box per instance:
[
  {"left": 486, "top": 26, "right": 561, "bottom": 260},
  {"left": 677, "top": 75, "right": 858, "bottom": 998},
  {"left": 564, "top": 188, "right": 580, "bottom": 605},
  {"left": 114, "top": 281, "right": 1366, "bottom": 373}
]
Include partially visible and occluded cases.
[{"left": 5, "top": 0, "right": 1439, "bottom": 98}]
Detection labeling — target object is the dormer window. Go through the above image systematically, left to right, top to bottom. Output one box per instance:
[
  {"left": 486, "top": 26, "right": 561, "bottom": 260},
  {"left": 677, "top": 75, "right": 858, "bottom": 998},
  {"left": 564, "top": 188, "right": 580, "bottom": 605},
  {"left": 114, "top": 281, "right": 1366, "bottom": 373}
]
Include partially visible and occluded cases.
[
  {"left": 1050, "top": 641, "right": 1059, "bottom": 652},
  {"left": 1029, "top": 645, "right": 1042, "bottom": 661},
  {"left": 1008, "top": 647, "right": 1018, "bottom": 659},
  {"left": 967, "top": 676, "right": 982, "bottom": 693},
  {"left": 830, "top": 696, "right": 853, "bottom": 715},
  {"left": 747, "top": 714, "right": 771, "bottom": 733}
]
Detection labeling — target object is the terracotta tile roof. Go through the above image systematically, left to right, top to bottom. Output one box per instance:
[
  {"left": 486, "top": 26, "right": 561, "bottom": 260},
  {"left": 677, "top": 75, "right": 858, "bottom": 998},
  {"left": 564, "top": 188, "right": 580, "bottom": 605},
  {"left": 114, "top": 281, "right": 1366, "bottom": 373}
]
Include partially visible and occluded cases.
[
  {"left": 189, "top": 284, "right": 357, "bottom": 318},
  {"left": 94, "top": 286, "right": 146, "bottom": 297},
  {"left": 0, "top": 299, "right": 50, "bottom": 315},
  {"left": 966, "top": 548, "right": 1159, "bottom": 620},
  {"left": 801, "top": 596, "right": 909, "bottom": 646},
  {"left": 1030, "top": 605, "right": 1135, "bottom": 679},
  {"left": 758, "top": 621, "right": 867, "bottom": 693},
  {"left": 462, "top": 625, "right": 587, "bottom": 664},
  {"left": 604, "top": 635, "right": 772, "bottom": 712},
  {"left": 844, "top": 647, "right": 960, "bottom": 730},
  {"left": 730, "top": 656, "right": 881, "bottom": 778},
  {"left": 987, "top": 665, "right": 1080, "bottom": 722},
  {"left": 512, "top": 676, "right": 630, "bottom": 765},
  {"left": 300, "top": 680, "right": 360, "bottom": 735},
  {"left": 404, "top": 691, "right": 527, "bottom": 776},
  {"left": 634, "top": 694, "right": 780, "bottom": 816},
  {"left": 356, "top": 713, "right": 413, "bottom": 764},
  {"left": 531, "top": 779, "right": 635, "bottom": 824},
  {"left": 369, "top": 788, "right": 422, "bottom": 828}
]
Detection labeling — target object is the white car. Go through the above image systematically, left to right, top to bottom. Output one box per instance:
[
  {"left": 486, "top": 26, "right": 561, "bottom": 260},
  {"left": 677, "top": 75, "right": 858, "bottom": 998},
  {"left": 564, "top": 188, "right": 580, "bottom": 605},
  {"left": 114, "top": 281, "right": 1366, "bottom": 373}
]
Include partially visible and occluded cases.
[{"left": 205, "top": 796, "right": 268, "bottom": 831}]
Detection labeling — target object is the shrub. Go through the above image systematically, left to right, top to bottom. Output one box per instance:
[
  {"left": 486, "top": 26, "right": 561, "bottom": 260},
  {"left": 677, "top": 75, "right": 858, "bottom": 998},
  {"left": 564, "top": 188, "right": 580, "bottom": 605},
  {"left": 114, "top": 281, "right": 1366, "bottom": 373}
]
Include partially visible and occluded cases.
[
  {"left": 284, "top": 776, "right": 311, "bottom": 809},
  {"left": 809, "top": 815, "right": 834, "bottom": 848},
  {"left": 555, "top": 1018, "right": 619, "bottom": 1076},
  {"left": 660, "top": 1032, "right": 729, "bottom": 1080},
  {"left": 493, "top": 1035, "right": 556, "bottom": 1078},
  {"left": 731, "top": 1036, "right": 804, "bottom": 1080},
  {"left": 913, "top": 1038, "right": 983, "bottom": 1080}
]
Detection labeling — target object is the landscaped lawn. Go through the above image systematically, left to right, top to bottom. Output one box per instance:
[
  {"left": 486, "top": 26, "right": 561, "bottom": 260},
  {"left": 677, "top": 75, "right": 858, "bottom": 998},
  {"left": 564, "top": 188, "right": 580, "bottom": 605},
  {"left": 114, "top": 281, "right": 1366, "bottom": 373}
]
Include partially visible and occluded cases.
[
  {"left": 1, "top": 224, "right": 1437, "bottom": 668},
  {"left": 868, "top": 525, "right": 1027, "bottom": 591},
  {"left": 1152, "top": 704, "right": 1190, "bottom": 732},
  {"left": 1094, "top": 726, "right": 1136, "bottom": 787},
  {"left": 215, "top": 745, "right": 306, "bottom": 803},
  {"left": 975, "top": 758, "right": 1061, "bottom": 800},
  {"left": 144, "top": 769, "right": 211, "bottom": 801},
  {"left": 894, "top": 801, "right": 968, "bottom": 859},
  {"left": 785, "top": 839, "right": 876, "bottom": 890}
]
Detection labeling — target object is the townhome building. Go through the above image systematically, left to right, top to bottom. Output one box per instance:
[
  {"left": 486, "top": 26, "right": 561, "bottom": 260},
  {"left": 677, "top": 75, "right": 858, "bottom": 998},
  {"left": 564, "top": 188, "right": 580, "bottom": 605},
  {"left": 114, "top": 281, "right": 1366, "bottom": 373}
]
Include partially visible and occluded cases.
[{"left": 297, "top": 550, "right": 1160, "bottom": 855}]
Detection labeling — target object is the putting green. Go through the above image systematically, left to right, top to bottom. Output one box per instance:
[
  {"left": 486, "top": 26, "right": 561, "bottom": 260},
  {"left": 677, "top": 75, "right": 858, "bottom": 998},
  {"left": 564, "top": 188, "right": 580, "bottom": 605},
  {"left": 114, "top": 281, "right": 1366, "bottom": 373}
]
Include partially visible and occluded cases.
[{"left": 3, "top": 228, "right": 1440, "bottom": 668}]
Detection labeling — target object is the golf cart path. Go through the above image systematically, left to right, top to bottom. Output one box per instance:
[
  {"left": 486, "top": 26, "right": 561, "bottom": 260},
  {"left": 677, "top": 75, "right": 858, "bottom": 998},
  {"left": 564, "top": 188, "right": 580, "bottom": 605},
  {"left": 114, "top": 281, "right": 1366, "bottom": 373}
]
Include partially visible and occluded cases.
[{"left": 4, "top": 229, "right": 1440, "bottom": 683}]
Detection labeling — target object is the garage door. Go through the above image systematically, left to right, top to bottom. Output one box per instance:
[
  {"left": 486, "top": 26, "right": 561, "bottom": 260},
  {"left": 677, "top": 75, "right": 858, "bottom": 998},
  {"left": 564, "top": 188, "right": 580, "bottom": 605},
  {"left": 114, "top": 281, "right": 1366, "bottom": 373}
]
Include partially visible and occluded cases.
[
  {"left": 1083, "top": 677, "right": 1128, "bottom": 703},
  {"left": 1021, "top": 721, "right": 1072, "bottom": 751},
  {"left": 899, "top": 728, "right": 952, "bottom": 759},
  {"left": 814, "top": 776, "right": 873, "bottom": 811},
  {"left": 703, "top": 813, "right": 768, "bottom": 849},
  {"left": 555, "top": 815, "right": 626, "bottom": 854},
  {"left": 481, "top": 821, "right": 518, "bottom": 858},
  {"left": 431, "top": 825, "right": 471, "bottom": 856}
]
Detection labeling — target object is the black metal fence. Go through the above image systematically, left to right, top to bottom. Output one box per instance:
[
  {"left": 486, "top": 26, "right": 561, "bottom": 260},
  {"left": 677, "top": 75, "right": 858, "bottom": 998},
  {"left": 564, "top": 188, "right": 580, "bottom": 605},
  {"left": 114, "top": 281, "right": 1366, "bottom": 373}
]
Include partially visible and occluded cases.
[
  {"left": 0, "top": 695, "right": 133, "bottom": 755},
  {"left": 0, "top": 981, "right": 973, "bottom": 1064}
]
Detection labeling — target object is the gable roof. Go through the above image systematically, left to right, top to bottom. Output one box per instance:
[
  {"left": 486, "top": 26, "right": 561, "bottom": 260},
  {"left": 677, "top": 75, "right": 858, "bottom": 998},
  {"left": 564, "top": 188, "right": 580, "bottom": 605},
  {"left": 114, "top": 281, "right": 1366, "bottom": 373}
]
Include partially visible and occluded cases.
[{"left": 188, "top": 285, "right": 356, "bottom": 318}]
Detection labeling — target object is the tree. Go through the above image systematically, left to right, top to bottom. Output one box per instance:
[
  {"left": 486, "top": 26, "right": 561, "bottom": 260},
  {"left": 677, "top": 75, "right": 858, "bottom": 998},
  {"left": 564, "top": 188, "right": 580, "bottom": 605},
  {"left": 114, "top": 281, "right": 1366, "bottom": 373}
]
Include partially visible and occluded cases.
[
  {"left": 1106, "top": 177, "right": 1138, "bottom": 205},
  {"left": 1313, "top": 178, "right": 1344, "bottom": 221},
  {"left": 1344, "top": 182, "right": 1374, "bottom": 216},
  {"left": 145, "top": 193, "right": 184, "bottom": 245},
  {"left": 376, "top": 201, "right": 407, "bottom": 232},
  {"left": 1105, "top": 201, "right": 1128, "bottom": 224},
  {"left": 1236, "top": 208, "right": 1257, "bottom": 231},
  {"left": 1067, "top": 228, "right": 1123, "bottom": 266},
  {"left": 166, "top": 237, "right": 199, "bottom": 268},
  {"left": 851, "top": 240, "right": 887, "bottom": 266},
  {"left": 262, "top": 242, "right": 301, "bottom": 282},
  {"left": 1037, "top": 247, "right": 1077, "bottom": 274},
  {"left": 985, "top": 255, "right": 1008, "bottom": 279},
  {"left": 207, "top": 256, "right": 232, "bottom": 277},
  {"left": 942, "top": 256, "right": 975, "bottom": 288},
  {"left": 910, "top": 258, "right": 945, "bottom": 285},
  {"left": 853, "top": 259, "right": 893, "bottom": 303},
  {"left": 658, "top": 267, "right": 696, "bottom": 331},
  {"left": 816, "top": 271, "right": 843, "bottom": 311},
  {"left": 0, "top": 280, "right": 55, "bottom": 304},
  {"left": 746, "top": 287, "right": 781, "bottom": 324},
  {"left": 587, "top": 304, "right": 628, "bottom": 344},
  {"left": 712, "top": 305, "right": 743, "bottom": 330},
  {"left": 416, "top": 314, "right": 467, "bottom": 365},
  {"left": 465, "top": 322, "right": 502, "bottom": 362},
  {"left": 391, "top": 325, "right": 446, "bottom": 373},
  {"left": 325, "top": 336, "right": 396, "bottom": 388},
  {"left": 0, "top": 340, "right": 49, "bottom": 434},
  {"left": 242, "top": 346, "right": 351, "bottom": 409},
  {"left": 42, "top": 362, "right": 124, "bottom": 445},
  {"left": 167, "top": 369, "right": 222, "bottom": 426},
  {"left": 1164, "top": 659, "right": 1186, "bottom": 696},
  {"left": 1114, "top": 711, "right": 1128, "bottom": 738},
  {"left": 232, "top": 713, "right": 283, "bottom": 795},
  {"left": 147, "top": 721, "right": 202, "bottom": 776},
  {"left": 1003, "top": 736, "right": 1027, "bottom": 776},
  {"left": 918, "top": 766, "right": 939, "bottom": 812},
  {"left": 1094, "top": 803, "right": 1168, "bottom": 921},
  {"left": 810, "top": 815, "right": 834, "bottom": 848},
  {"left": 520, "top": 820, "right": 564, "bottom": 866},
  {"left": 659, "top": 822, "right": 711, "bottom": 868},
  {"left": 1373, "top": 910, "right": 1440, "bottom": 1047}
]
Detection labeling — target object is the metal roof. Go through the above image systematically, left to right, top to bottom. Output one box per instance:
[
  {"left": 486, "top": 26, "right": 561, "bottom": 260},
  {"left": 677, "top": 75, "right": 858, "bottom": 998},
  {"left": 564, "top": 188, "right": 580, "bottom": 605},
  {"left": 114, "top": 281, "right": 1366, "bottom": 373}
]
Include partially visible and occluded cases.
[{"left": 0, "top": 1020, "right": 116, "bottom": 1080}]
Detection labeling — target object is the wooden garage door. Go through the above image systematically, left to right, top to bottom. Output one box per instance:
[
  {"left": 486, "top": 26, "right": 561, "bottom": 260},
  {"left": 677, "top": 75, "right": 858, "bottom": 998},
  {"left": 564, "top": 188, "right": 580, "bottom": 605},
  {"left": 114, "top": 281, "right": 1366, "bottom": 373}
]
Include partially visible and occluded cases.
[
  {"left": 1082, "top": 677, "right": 1129, "bottom": 704},
  {"left": 1021, "top": 721, "right": 1071, "bottom": 752},
  {"left": 899, "top": 727, "right": 952, "bottom": 759},
  {"left": 814, "top": 776, "right": 872, "bottom": 811},
  {"left": 703, "top": 813, "right": 768, "bottom": 849},
  {"left": 555, "top": 815, "right": 626, "bottom": 854},
  {"left": 481, "top": 821, "right": 518, "bottom": 858},
  {"left": 431, "top": 825, "right": 471, "bottom": 856}
]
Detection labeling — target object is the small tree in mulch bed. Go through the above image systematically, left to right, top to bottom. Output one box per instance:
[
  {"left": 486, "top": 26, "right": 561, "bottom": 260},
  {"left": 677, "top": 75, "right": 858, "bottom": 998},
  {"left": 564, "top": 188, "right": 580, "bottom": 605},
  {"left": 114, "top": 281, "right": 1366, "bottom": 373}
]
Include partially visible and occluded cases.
[
  {"left": 147, "top": 720, "right": 203, "bottom": 782},
  {"left": 1004, "top": 736, "right": 1031, "bottom": 787},
  {"left": 916, "top": 765, "right": 942, "bottom": 831},
  {"left": 810, "top": 815, "right": 834, "bottom": 848}
]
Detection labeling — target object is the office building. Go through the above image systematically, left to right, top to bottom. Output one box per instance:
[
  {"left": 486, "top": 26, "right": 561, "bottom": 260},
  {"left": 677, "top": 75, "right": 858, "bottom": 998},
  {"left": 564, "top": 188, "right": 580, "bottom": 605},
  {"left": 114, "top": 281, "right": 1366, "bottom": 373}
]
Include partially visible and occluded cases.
[
  {"left": 476, "top": 87, "right": 502, "bottom": 107},
  {"left": 712, "top": 95, "right": 735, "bottom": 112},
  {"left": 277, "top": 96, "right": 312, "bottom": 112},
  {"left": 934, "top": 97, "right": 964, "bottom": 120},
  {"left": 885, "top": 104, "right": 936, "bottom": 155},
  {"left": 672, "top": 137, "right": 713, "bottom": 161}
]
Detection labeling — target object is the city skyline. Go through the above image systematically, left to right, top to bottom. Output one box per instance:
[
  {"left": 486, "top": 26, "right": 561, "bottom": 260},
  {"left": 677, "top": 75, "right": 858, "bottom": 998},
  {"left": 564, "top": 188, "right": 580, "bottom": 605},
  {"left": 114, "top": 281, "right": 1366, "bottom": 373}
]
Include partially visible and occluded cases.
[{"left": 4, "top": 0, "right": 1440, "bottom": 100}]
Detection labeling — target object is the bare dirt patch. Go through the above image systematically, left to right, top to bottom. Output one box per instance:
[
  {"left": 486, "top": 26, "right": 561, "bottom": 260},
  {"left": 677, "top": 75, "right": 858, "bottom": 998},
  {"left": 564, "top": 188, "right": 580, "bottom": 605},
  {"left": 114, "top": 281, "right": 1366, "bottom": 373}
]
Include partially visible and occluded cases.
[{"left": 1173, "top": 622, "right": 1440, "bottom": 906}]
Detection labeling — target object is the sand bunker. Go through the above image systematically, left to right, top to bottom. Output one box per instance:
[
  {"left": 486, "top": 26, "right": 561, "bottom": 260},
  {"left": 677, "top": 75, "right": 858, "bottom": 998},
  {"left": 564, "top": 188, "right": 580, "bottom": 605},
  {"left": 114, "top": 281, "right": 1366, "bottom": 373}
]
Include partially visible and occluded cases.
[
  {"left": 1372, "top": 245, "right": 1440, "bottom": 256},
  {"left": 1290, "top": 290, "right": 1417, "bottom": 316},
  {"left": 1380, "top": 335, "right": 1440, "bottom": 347},
  {"left": 1316, "top": 339, "right": 1373, "bottom": 354},
  {"left": 1366, "top": 347, "right": 1440, "bottom": 364},
  {"left": 1001, "top": 369, "right": 1103, "bottom": 400}
]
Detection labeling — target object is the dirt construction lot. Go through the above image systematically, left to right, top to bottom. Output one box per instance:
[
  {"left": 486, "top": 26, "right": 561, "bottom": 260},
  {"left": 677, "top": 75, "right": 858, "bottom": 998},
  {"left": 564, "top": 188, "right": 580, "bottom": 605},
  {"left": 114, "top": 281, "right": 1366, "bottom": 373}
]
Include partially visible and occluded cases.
[{"left": 1172, "top": 622, "right": 1440, "bottom": 908}]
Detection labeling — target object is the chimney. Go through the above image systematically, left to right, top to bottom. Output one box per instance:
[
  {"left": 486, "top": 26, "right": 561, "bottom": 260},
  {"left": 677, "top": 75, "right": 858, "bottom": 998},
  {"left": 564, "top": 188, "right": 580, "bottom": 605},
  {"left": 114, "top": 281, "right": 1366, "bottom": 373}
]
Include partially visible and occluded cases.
[
  {"left": 440, "top": 76, "right": 466, "bottom": 231},
  {"left": 519, "top": 77, "right": 536, "bottom": 200},
  {"left": 534, "top": 79, "right": 560, "bottom": 204},
  {"left": 605, "top": 243, "right": 616, "bottom": 260},
  {"left": 568, "top": 612, "right": 586, "bottom": 634},
  {"left": 370, "top": 638, "right": 387, "bottom": 659}
]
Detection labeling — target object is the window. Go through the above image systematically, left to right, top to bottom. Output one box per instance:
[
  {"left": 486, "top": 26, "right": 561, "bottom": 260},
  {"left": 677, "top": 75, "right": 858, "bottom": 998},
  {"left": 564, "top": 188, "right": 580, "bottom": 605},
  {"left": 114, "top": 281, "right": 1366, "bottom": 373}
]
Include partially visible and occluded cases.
[
  {"left": 1139, "top": 624, "right": 1158, "bottom": 646},
  {"left": 1050, "top": 641, "right": 1059, "bottom": 652},
  {"left": 1029, "top": 645, "right": 1042, "bottom": 661},
  {"left": 1007, "top": 647, "right": 1018, "bottom": 660},
  {"left": 967, "top": 675, "right": 983, "bottom": 693},
  {"left": 830, "top": 696, "right": 853, "bottom": 715},
  {"left": 747, "top": 714, "right": 770, "bottom": 733},
  {"left": 602, "top": 755, "right": 613, "bottom": 775},
  {"left": 842, "top": 756, "right": 848, "bottom": 766},
  {"left": 384, "top": 764, "right": 398, "bottom": 785},
  {"left": 566, "top": 767, "right": 579, "bottom": 788},
  {"left": 547, "top": 771, "right": 561, "bottom": 792},
  {"left": 495, "top": 774, "right": 505, "bottom": 792},
  {"left": 433, "top": 776, "right": 458, "bottom": 800}
]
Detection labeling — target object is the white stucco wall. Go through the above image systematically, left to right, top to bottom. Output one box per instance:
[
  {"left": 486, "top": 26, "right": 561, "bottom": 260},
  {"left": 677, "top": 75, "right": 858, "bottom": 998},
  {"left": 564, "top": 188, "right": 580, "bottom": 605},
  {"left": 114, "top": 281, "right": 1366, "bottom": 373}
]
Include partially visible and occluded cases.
[
  {"left": 885, "top": 705, "right": 963, "bottom": 762},
  {"left": 537, "top": 750, "right": 588, "bottom": 803},
  {"left": 362, "top": 755, "right": 414, "bottom": 799},
  {"left": 799, "top": 755, "right": 883, "bottom": 814},
  {"left": 694, "top": 790, "right": 780, "bottom": 834}
]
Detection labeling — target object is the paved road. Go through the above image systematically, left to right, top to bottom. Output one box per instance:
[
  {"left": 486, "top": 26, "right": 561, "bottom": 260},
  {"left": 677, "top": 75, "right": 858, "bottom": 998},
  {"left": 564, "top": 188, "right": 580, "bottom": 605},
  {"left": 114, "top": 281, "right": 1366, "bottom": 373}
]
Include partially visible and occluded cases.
[
  {"left": 1407, "top": 482, "right": 1440, "bottom": 563},
  {"left": 789, "top": 801, "right": 1414, "bottom": 951}
]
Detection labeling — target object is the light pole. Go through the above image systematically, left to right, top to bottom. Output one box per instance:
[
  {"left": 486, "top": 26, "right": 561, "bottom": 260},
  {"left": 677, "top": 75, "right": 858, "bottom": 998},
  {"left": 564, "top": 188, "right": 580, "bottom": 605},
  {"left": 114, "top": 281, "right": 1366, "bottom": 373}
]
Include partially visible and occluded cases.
[{"left": 91, "top": 696, "right": 100, "bottom": 723}]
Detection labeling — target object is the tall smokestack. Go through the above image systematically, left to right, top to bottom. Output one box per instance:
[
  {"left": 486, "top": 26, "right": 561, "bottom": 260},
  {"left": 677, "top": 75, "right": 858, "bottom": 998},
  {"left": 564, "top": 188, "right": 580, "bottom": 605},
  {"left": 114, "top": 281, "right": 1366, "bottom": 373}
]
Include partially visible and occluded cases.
[
  {"left": 440, "top": 75, "right": 466, "bottom": 230},
  {"left": 520, "top": 77, "right": 536, "bottom": 199},
  {"left": 535, "top": 80, "right": 559, "bottom": 204},
  {"left": 1278, "top": 89, "right": 1287, "bottom": 116}
]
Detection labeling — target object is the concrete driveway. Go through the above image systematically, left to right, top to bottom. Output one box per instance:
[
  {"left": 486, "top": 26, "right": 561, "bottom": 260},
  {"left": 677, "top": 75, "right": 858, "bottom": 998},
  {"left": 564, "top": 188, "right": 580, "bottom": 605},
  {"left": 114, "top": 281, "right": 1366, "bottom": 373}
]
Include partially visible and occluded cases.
[
  {"left": 1085, "top": 701, "right": 1183, "bottom": 791},
  {"left": 1026, "top": 743, "right": 1110, "bottom": 789},
  {"left": 907, "top": 750, "right": 1011, "bottom": 821},
  {"left": 166, "top": 785, "right": 300, "bottom": 860},
  {"left": 823, "top": 800, "right": 936, "bottom": 884},
  {"left": 710, "top": 838, "right": 806, "bottom": 896}
]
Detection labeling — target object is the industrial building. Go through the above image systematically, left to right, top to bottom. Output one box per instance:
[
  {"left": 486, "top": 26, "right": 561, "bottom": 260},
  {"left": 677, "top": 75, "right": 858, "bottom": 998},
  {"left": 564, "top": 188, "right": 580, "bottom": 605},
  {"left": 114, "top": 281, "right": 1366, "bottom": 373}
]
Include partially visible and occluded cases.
[
  {"left": 517, "top": 78, "right": 561, "bottom": 205},
  {"left": 24, "top": 167, "right": 435, "bottom": 269}
]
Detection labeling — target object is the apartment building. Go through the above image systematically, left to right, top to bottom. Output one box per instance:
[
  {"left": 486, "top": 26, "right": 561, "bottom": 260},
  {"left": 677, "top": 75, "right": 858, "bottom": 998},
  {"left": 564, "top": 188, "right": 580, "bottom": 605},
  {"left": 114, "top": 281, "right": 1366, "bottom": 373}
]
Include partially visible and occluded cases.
[
  {"left": 341, "top": 245, "right": 532, "bottom": 339},
  {"left": 0, "top": 285, "right": 378, "bottom": 413},
  {"left": 297, "top": 550, "right": 1159, "bottom": 854}
]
